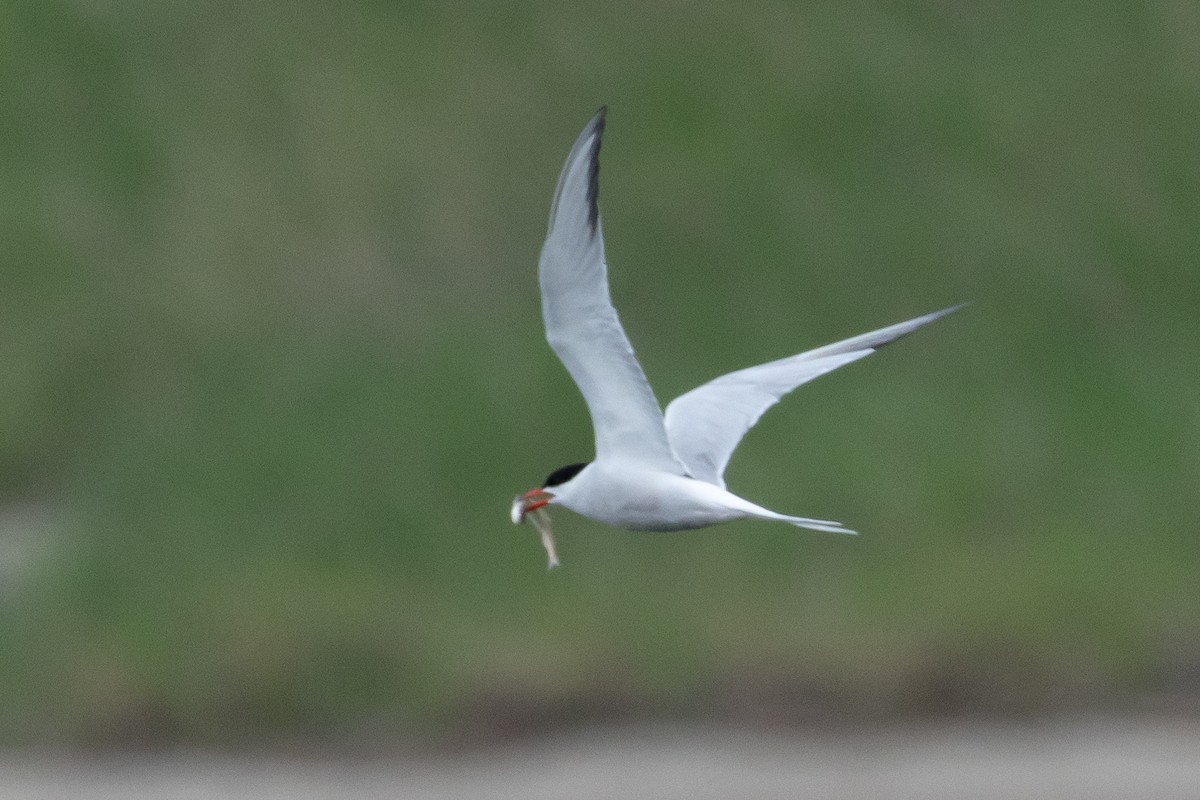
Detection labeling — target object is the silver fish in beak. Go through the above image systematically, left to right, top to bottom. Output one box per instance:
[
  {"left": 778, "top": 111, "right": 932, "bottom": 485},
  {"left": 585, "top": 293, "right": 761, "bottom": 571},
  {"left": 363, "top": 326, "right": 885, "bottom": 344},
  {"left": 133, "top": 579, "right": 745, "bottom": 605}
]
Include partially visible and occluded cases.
[{"left": 511, "top": 495, "right": 560, "bottom": 569}]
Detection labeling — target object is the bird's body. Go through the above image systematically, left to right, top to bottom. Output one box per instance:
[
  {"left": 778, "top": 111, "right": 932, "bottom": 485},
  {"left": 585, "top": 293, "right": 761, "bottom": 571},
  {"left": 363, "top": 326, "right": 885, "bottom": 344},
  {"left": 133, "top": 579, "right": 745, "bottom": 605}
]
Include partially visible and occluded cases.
[
  {"left": 514, "top": 107, "right": 959, "bottom": 566},
  {"left": 544, "top": 460, "right": 854, "bottom": 534},
  {"left": 550, "top": 461, "right": 840, "bottom": 532},
  {"left": 551, "top": 463, "right": 733, "bottom": 532}
]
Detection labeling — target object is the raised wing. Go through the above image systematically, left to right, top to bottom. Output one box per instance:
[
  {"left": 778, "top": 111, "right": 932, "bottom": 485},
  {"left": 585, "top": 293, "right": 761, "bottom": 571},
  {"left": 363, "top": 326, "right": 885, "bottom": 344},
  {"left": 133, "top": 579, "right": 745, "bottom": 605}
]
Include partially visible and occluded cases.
[
  {"left": 539, "top": 108, "right": 684, "bottom": 473},
  {"left": 664, "top": 306, "right": 962, "bottom": 487}
]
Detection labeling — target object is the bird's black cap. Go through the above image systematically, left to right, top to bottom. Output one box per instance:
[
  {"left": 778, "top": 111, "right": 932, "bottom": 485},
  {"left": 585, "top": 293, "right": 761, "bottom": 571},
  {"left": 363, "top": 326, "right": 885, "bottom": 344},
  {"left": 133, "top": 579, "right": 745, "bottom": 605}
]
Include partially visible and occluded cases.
[{"left": 544, "top": 462, "right": 587, "bottom": 488}]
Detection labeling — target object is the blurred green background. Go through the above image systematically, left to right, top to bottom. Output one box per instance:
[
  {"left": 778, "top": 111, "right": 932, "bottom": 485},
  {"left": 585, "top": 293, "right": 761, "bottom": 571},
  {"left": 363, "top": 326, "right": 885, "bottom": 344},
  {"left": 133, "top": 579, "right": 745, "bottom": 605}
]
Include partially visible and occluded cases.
[{"left": 1, "top": 1, "right": 1197, "bottom": 748}]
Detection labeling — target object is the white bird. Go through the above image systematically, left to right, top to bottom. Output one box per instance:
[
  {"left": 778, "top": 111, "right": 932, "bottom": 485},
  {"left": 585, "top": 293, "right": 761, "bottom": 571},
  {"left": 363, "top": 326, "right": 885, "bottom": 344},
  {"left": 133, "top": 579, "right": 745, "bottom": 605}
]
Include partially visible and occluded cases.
[{"left": 513, "top": 107, "right": 960, "bottom": 567}]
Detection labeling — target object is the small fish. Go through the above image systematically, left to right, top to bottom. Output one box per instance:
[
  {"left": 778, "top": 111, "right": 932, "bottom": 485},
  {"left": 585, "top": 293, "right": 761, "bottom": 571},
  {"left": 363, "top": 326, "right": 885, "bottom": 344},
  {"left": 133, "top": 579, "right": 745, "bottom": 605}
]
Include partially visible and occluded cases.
[
  {"left": 511, "top": 495, "right": 561, "bottom": 569},
  {"left": 529, "top": 506, "right": 560, "bottom": 570}
]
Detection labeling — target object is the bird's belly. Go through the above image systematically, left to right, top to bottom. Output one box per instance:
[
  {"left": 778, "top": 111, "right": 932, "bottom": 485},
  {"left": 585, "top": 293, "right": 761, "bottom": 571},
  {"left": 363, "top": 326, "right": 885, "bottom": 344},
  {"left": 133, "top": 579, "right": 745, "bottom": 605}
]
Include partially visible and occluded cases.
[
  {"left": 566, "top": 472, "right": 745, "bottom": 532},
  {"left": 624, "top": 516, "right": 725, "bottom": 532}
]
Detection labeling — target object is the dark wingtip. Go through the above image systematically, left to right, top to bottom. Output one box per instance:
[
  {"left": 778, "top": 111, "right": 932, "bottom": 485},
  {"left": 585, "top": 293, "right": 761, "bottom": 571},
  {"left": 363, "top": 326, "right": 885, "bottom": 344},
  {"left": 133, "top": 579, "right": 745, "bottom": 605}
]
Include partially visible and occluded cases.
[
  {"left": 586, "top": 107, "right": 607, "bottom": 234},
  {"left": 872, "top": 302, "right": 968, "bottom": 353}
]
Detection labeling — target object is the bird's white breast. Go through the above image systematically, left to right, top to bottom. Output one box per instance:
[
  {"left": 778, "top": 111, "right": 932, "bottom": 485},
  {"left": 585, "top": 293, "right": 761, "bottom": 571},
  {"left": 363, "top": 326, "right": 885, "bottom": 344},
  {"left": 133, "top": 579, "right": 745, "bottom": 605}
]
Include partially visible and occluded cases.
[{"left": 552, "top": 461, "right": 761, "bottom": 531}]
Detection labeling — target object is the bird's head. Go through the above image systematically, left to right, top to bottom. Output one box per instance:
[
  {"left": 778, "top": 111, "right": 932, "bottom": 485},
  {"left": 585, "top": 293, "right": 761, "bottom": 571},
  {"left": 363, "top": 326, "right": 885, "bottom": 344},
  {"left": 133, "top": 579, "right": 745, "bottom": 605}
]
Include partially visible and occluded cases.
[{"left": 511, "top": 462, "right": 587, "bottom": 524}]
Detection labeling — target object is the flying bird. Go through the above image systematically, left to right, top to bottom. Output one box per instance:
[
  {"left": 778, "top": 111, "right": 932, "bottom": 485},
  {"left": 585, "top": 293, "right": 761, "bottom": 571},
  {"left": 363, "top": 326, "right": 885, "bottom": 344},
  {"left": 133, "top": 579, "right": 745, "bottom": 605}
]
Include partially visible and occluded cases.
[{"left": 513, "top": 107, "right": 959, "bottom": 567}]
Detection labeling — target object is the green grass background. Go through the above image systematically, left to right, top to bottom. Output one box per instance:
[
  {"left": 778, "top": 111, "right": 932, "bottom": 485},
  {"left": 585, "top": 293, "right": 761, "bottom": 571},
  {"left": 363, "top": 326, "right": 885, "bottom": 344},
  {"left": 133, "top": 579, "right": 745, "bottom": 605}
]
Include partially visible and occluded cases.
[{"left": 1, "top": 1, "right": 1198, "bottom": 746}]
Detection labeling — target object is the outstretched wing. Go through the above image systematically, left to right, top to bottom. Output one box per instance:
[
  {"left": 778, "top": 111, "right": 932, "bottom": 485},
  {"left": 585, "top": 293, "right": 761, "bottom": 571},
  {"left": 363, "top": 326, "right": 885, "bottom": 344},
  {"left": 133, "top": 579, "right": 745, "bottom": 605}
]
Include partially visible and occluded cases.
[
  {"left": 539, "top": 108, "right": 684, "bottom": 473},
  {"left": 663, "top": 306, "right": 962, "bottom": 487}
]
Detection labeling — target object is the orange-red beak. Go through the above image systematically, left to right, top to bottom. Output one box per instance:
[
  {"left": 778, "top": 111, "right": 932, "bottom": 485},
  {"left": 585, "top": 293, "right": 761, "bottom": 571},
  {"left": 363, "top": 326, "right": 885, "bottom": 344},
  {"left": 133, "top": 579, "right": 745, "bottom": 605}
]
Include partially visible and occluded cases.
[
  {"left": 512, "top": 488, "right": 553, "bottom": 524},
  {"left": 522, "top": 488, "right": 553, "bottom": 513}
]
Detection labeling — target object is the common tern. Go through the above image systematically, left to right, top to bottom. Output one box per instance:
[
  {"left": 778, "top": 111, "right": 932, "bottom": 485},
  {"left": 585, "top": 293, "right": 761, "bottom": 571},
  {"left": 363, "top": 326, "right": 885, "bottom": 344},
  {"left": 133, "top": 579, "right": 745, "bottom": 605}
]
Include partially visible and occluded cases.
[{"left": 514, "top": 107, "right": 959, "bottom": 567}]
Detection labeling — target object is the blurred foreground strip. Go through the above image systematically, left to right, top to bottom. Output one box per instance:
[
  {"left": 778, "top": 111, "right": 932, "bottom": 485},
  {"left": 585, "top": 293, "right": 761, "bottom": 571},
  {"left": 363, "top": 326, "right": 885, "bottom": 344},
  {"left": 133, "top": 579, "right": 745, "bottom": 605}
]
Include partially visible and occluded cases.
[{"left": 1, "top": 719, "right": 1198, "bottom": 800}]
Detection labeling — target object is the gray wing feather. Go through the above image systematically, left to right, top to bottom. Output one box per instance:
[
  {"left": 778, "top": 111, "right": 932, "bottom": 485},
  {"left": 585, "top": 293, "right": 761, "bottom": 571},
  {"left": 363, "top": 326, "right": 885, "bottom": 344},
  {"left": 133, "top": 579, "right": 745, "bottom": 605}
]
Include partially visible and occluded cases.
[
  {"left": 539, "top": 108, "right": 684, "bottom": 473},
  {"left": 664, "top": 306, "right": 962, "bottom": 487}
]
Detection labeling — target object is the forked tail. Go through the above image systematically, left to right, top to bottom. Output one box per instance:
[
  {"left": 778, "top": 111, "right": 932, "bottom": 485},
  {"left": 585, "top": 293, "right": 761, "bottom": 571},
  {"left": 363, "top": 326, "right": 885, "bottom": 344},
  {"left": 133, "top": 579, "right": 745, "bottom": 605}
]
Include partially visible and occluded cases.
[{"left": 777, "top": 514, "right": 858, "bottom": 535}]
